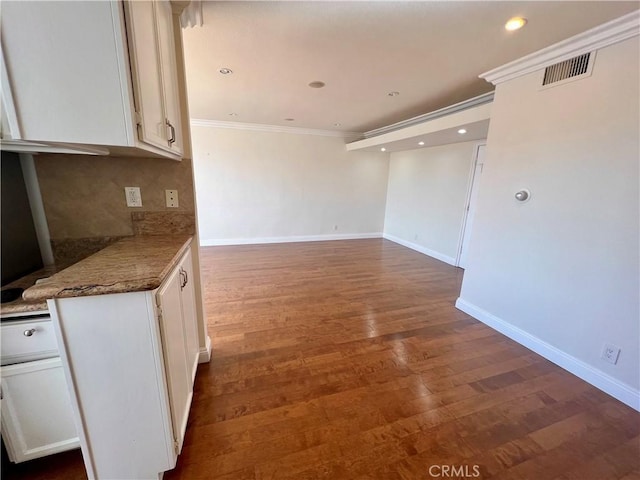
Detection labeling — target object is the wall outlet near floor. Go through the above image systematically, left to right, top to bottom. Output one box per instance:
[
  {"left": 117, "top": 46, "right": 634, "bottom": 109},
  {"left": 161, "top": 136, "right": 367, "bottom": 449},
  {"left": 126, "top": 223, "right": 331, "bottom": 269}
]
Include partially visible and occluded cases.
[
  {"left": 124, "top": 187, "right": 142, "bottom": 207},
  {"left": 165, "top": 189, "right": 179, "bottom": 208},
  {"left": 601, "top": 344, "right": 621, "bottom": 365}
]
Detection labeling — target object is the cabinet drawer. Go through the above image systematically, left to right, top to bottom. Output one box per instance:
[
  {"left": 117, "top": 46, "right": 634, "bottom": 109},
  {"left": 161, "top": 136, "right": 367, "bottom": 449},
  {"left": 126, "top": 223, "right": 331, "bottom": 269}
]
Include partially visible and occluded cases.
[{"left": 1, "top": 317, "right": 58, "bottom": 365}]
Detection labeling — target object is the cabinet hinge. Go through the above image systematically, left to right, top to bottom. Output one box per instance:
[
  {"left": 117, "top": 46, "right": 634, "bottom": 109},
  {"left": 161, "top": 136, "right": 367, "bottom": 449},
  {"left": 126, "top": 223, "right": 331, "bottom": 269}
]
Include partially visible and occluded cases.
[
  {"left": 134, "top": 111, "right": 143, "bottom": 125},
  {"left": 157, "top": 305, "right": 163, "bottom": 321},
  {"left": 174, "top": 439, "right": 179, "bottom": 455}
]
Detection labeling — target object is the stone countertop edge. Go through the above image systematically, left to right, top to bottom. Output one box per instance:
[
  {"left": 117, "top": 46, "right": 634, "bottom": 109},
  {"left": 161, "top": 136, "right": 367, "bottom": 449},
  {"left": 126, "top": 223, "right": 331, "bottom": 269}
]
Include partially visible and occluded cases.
[
  {"left": 22, "top": 235, "right": 193, "bottom": 302},
  {"left": 0, "top": 265, "right": 59, "bottom": 316},
  {"left": 1, "top": 301, "right": 49, "bottom": 316}
]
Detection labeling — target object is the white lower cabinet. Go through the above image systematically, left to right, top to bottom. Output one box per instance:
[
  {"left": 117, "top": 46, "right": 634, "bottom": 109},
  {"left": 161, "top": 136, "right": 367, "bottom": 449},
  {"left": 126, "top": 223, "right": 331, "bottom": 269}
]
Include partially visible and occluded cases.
[
  {"left": 48, "top": 244, "right": 199, "bottom": 479},
  {"left": 156, "top": 245, "right": 200, "bottom": 456},
  {"left": 179, "top": 249, "right": 200, "bottom": 383},
  {"left": 156, "top": 257, "right": 192, "bottom": 454},
  {"left": 1, "top": 358, "right": 80, "bottom": 463}
]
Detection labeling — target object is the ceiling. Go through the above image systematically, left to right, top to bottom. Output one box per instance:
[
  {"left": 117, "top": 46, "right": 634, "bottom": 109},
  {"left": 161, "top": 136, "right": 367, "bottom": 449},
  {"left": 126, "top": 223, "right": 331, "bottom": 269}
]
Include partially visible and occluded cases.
[{"left": 182, "top": 1, "right": 638, "bottom": 134}]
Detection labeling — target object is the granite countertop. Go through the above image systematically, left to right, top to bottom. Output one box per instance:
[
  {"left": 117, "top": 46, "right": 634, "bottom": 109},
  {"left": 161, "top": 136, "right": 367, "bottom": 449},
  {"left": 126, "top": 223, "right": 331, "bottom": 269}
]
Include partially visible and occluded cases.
[
  {"left": 22, "top": 235, "right": 193, "bottom": 303},
  {"left": 0, "top": 266, "right": 60, "bottom": 316}
]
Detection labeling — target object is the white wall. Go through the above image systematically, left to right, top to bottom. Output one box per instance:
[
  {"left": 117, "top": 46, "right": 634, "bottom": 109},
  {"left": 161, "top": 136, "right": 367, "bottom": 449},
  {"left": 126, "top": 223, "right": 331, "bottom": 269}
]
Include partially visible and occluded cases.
[
  {"left": 457, "top": 36, "right": 640, "bottom": 408},
  {"left": 190, "top": 126, "right": 389, "bottom": 244},
  {"left": 383, "top": 141, "right": 478, "bottom": 265}
]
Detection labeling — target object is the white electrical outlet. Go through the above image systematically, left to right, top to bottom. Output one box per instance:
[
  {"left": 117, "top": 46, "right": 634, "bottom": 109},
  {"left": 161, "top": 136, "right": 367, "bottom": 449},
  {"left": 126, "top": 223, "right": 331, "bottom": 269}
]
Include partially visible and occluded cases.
[
  {"left": 124, "top": 187, "right": 142, "bottom": 207},
  {"left": 165, "top": 189, "right": 179, "bottom": 208},
  {"left": 601, "top": 344, "right": 621, "bottom": 365}
]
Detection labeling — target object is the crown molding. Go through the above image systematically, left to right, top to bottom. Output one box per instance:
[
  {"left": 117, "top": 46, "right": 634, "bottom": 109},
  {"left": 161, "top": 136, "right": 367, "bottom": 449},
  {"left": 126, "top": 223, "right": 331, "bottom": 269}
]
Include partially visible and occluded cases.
[
  {"left": 480, "top": 10, "right": 640, "bottom": 85},
  {"left": 364, "top": 92, "right": 494, "bottom": 139},
  {"left": 346, "top": 102, "right": 491, "bottom": 152},
  {"left": 190, "top": 119, "right": 362, "bottom": 139}
]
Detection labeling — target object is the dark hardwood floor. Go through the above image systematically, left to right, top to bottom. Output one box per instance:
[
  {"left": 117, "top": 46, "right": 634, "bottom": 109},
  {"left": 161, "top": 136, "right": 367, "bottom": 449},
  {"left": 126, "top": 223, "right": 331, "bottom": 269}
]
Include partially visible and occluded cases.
[{"left": 4, "top": 239, "right": 639, "bottom": 479}]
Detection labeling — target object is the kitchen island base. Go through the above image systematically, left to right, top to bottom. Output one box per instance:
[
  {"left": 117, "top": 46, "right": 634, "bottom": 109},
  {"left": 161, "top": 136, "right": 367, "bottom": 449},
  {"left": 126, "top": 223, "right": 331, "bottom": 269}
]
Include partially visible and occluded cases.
[{"left": 47, "top": 244, "right": 198, "bottom": 479}]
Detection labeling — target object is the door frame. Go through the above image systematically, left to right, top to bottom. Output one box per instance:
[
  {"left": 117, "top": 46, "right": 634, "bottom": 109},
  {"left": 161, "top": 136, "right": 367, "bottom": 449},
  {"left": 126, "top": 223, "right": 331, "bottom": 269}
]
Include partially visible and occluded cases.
[{"left": 455, "top": 141, "right": 487, "bottom": 267}]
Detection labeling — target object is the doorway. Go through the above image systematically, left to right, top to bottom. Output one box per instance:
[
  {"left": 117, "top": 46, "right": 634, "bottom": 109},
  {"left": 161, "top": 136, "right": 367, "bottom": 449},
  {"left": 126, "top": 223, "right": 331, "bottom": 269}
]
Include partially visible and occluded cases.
[{"left": 457, "top": 143, "right": 486, "bottom": 269}]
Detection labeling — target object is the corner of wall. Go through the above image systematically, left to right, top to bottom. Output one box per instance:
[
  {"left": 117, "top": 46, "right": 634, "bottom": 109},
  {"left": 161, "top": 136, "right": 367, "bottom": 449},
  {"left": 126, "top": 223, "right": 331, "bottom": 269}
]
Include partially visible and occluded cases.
[{"left": 455, "top": 297, "right": 640, "bottom": 411}]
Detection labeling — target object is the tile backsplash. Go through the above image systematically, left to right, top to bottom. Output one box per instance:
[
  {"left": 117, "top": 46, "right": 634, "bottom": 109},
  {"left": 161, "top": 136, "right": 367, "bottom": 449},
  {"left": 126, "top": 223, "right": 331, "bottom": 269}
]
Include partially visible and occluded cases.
[
  {"left": 34, "top": 153, "right": 197, "bottom": 265},
  {"left": 35, "top": 153, "right": 195, "bottom": 239},
  {"left": 131, "top": 211, "right": 196, "bottom": 236},
  {"left": 50, "top": 236, "right": 129, "bottom": 268}
]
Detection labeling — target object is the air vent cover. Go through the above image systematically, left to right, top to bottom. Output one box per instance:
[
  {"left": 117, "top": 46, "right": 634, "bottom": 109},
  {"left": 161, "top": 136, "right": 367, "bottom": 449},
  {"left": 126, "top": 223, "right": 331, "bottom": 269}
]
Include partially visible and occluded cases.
[{"left": 542, "top": 52, "right": 594, "bottom": 87}]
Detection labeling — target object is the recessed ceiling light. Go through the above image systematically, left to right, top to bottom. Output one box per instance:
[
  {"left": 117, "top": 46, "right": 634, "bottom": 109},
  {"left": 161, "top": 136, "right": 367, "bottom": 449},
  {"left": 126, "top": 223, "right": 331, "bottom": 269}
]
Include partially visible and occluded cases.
[
  {"left": 505, "top": 17, "right": 527, "bottom": 31},
  {"left": 219, "top": 68, "right": 233, "bottom": 75},
  {"left": 308, "top": 81, "right": 326, "bottom": 88},
  {"left": 388, "top": 91, "right": 400, "bottom": 97},
  {"left": 284, "top": 118, "right": 295, "bottom": 122},
  {"left": 458, "top": 128, "right": 467, "bottom": 134},
  {"left": 418, "top": 141, "right": 425, "bottom": 146},
  {"left": 381, "top": 147, "right": 386, "bottom": 152}
]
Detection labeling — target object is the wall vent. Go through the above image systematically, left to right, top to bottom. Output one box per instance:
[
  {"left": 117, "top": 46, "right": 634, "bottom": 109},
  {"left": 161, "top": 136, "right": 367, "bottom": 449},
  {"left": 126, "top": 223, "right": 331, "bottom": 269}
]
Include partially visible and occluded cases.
[{"left": 541, "top": 52, "right": 595, "bottom": 88}]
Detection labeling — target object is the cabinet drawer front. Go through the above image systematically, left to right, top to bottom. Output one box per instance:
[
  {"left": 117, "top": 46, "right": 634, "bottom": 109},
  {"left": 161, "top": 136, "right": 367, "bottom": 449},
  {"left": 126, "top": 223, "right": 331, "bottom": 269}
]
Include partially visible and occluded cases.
[{"left": 1, "top": 319, "right": 58, "bottom": 365}]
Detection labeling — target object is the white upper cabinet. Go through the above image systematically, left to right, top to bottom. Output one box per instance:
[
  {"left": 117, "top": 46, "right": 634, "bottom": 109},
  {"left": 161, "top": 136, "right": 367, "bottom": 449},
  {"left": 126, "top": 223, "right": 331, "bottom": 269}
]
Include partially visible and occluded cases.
[
  {"left": 0, "top": 0, "right": 184, "bottom": 160},
  {"left": 125, "top": 0, "right": 183, "bottom": 157}
]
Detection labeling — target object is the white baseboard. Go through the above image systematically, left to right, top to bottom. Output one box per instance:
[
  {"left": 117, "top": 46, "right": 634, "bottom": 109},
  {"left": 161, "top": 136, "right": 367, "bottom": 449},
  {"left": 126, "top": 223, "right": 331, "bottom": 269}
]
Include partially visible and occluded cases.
[
  {"left": 200, "top": 232, "right": 382, "bottom": 246},
  {"left": 382, "top": 233, "right": 457, "bottom": 266},
  {"left": 455, "top": 298, "right": 640, "bottom": 412},
  {"left": 198, "top": 335, "right": 212, "bottom": 363}
]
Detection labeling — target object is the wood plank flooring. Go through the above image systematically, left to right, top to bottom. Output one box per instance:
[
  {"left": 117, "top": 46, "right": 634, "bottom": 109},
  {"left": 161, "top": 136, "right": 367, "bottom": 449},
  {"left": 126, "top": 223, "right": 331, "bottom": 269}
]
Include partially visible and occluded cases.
[{"left": 4, "top": 239, "right": 639, "bottom": 479}]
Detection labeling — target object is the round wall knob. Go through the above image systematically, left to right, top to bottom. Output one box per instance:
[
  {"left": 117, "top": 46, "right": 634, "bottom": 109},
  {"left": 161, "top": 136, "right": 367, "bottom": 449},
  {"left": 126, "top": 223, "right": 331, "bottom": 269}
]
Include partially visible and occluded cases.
[
  {"left": 515, "top": 190, "right": 530, "bottom": 202},
  {"left": 23, "top": 328, "right": 36, "bottom": 337}
]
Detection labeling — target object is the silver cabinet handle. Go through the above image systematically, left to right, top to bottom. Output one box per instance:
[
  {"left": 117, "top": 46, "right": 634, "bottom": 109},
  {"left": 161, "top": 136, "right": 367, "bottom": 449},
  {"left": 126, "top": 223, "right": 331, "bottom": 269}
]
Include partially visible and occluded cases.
[
  {"left": 166, "top": 119, "right": 176, "bottom": 145},
  {"left": 179, "top": 269, "right": 186, "bottom": 290},
  {"left": 23, "top": 328, "right": 36, "bottom": 337}
]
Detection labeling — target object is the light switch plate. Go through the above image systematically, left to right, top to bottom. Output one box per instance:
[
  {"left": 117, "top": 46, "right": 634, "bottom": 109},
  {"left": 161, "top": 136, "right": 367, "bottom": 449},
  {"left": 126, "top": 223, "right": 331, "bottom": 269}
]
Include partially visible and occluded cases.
[
  {"left": 124, "top": 187, "right": 142, "bottom": 207},
  {"left": 165, "top": 189, "right": 179, "bottom": 208}
]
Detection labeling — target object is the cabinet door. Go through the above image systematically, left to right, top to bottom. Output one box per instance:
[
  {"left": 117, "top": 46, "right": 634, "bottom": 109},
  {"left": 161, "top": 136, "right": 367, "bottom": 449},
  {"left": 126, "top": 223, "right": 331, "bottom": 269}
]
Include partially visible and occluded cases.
[
  {"left": 125, "top": 0, "right": 182, "bottom": 156},
  {"left": 125, "top": 0, "right": 170, "bottom": 153},
  {"left": 155, "top": 0, "right": 184, "bottom": 156},
  {"left": 0, "top": 1, "right": 134, "bottom": 146},
  {"left": 1, "top": 46, "right": 21, "bottom": 141},
  {"left": 180, "top": 249, "right": 199, "bottom": 383},
  {"left": 156, "top": 266, "right": 192, "bottom": 453},
  {"left": 1, "top": 358, "right": 79, "bottom": 463}
]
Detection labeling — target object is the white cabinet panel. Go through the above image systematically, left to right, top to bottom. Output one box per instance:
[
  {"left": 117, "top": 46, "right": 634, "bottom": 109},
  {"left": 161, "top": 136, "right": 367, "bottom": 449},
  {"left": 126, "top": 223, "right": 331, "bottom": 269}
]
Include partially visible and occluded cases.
[
  {"left": 124, "top": 0, "right": 184, "bottom": 156},
  {"left": 125, "top": 0, "right": 169, "bottom": 151},
  {"left": 155, "top": 0, "right": 184, "bottom": 156},
  {"left": 0, "top": 1, "right": 133, "bottom": 146},
  {"left": 0, "top": 45, "right": 21, "bottom": 141},
  {"left": 180, "top": 249, "right": 200, "bottom": 382},
  {"left": 156, "top": 266, "right": 192, "bottom": 454},
  {"left": 50, "top": 291, "right": 176, "bottom": 479},
  {"left": 1, "top": 358, "right": 79, "bottom": 463}
]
